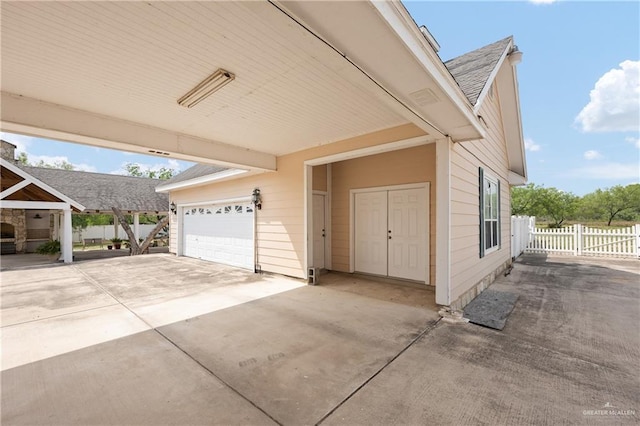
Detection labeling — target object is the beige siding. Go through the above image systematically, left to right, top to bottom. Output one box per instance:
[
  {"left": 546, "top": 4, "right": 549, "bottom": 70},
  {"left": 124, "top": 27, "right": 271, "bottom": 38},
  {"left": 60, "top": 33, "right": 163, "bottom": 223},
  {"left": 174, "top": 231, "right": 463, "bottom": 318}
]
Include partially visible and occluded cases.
[
  {"left": 449, "top": 87, "right": 512, "bottom": 302},
  {"left": 170, "top": 123, "right": 425, "bottom": 279},
  {"left": 330, "top": 144, "right": 436, "bottom": 284},
  {"left": 312, "top": 165, "right": 327, "bottom": 192}
]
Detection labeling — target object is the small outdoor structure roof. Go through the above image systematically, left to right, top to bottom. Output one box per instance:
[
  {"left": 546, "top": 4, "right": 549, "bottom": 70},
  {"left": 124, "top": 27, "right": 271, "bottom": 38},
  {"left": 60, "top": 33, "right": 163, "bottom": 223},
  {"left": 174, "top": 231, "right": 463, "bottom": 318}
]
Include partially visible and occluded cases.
[
  {"left": 1, "top": 158, "right": 85, "bottom": 212},
  {"left": 20, "top": 166, "right": 169, "bottom": 214}
]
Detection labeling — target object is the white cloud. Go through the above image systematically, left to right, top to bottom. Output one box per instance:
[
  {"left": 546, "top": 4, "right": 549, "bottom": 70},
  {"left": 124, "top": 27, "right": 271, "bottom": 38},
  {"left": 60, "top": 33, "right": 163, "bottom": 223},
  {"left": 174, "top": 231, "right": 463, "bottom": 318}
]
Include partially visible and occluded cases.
[
  {"left": 529, "top": 0, "right": 557, "bottom": 4},
  {"left": 575, "top": 60, "right": 640, "bottom": 132},
  {"left": 0, "top": 132, "right": 36, "bottom": 154},
  {"left": 0, "top": 133, "right": 97, "bottom": 172},
  {"left": 625, "top": 136, "right": 640, "bottom": 149},
  {"left": 524, "top": 138, "right": 541, "bottom": 152},
  {"left": 583, "top": 150, "right": 602, "bottom": 160},
  {"left": 28, "top": 154, "right": 97, "bottom": 172},
  {"left": 568, "top": 162, "right": 640, "bottom": 180}
]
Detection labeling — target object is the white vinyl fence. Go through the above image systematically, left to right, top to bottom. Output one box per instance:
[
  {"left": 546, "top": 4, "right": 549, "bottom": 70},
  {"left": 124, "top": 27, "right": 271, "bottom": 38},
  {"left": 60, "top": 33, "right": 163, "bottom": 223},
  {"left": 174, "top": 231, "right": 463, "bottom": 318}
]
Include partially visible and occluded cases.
[
  {"left": 511, "top": 216, "right": 536, "bottom": 259},
  {"left": 73, "top": 224, "right": 160, "bottom": 243},
  {"left": 525, "top": 224, "right": 640, "bottom": 258}
]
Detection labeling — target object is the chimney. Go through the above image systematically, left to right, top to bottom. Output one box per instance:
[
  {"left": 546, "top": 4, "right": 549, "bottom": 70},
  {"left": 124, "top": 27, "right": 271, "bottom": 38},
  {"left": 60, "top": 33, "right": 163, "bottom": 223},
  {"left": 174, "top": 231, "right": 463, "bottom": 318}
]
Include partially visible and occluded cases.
[{"left": 1, "top": 140, "right": 17, "bottom": 162}]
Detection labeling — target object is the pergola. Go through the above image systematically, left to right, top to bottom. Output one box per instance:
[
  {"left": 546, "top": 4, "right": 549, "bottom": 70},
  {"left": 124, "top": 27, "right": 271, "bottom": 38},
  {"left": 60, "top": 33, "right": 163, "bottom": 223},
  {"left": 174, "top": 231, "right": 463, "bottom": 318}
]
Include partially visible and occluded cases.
[{"left": 0, "top": 158, "right": 84, "bottom": 263}]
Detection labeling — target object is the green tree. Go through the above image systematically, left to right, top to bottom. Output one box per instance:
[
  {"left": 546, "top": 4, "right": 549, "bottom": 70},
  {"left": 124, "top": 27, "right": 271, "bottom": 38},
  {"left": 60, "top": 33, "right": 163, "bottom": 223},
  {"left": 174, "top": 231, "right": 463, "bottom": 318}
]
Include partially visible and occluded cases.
[
  {"left": 17, "top": 152, "right": 29, "bottom": 165},
  {"left": 18, "top": 152, "right": 75, "bottom": 170},
  {"left": 124, "top": 163, "right": 174, "bottom": 180},
  {"left": 511, "top": 183, "right": 543, "bottom": 216},
  {"left": 581, "top": 184, "right": 640, "bottom": 226},
  {"left": 536, "top": 187, "right": 579, "bottom": 228}
]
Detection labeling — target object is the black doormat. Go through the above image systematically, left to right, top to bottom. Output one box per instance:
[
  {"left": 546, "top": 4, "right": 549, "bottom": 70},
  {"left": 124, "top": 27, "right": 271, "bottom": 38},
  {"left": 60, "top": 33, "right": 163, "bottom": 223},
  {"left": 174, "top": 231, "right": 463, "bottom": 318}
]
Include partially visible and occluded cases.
[{"left": 463, "top": 288, "right": 519, "bottom": 330}]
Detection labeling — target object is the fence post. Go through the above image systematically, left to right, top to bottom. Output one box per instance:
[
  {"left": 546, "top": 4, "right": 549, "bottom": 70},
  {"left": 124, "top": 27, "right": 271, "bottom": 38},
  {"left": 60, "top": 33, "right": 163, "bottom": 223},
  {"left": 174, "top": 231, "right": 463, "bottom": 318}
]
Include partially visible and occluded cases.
[
  {"left": 575, "top": 224, "right": 582, "bottom": 256},
  {"left": 636, "top": 224, "right": 640, "bottom": 259}
]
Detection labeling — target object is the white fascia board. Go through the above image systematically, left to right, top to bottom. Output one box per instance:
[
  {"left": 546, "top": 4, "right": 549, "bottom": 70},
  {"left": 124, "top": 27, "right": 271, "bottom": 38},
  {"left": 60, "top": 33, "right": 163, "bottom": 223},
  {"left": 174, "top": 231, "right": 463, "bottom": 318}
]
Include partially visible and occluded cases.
[
  {"left": 371, "top": 1, "right": 485, "bottom": 139},
  {"left": 472, "top": 42, "right": 513, "bottom": 114},
  {"left": 496, "top": 62, "right": 527, "bottom": 181},
  {"left": 1, "top": 93, "right": 276, "bottom": 171},
  {"left": 0, "top": 158, "right": 85, "bottom": 211},
  {"left": 156, "top": 169, "right": 249, "bottom": 193},
  {"left": 0, "top": 200, "right": 71, "bottom": 210}
]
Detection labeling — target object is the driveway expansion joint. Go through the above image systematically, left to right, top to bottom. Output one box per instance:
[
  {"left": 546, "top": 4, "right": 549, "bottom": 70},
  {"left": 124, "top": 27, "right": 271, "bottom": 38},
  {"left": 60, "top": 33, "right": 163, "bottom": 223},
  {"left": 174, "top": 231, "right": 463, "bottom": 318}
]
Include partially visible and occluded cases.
[{"left": 315, "top": 318, "right": 442, "bottom": 425}]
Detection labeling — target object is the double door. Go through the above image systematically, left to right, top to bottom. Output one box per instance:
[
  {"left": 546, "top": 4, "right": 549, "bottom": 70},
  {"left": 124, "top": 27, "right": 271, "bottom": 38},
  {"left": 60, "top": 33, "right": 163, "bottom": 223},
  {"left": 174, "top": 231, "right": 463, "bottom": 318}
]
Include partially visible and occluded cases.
[{"left": 354, "top": 186, "right": 428, "bottom": 282}]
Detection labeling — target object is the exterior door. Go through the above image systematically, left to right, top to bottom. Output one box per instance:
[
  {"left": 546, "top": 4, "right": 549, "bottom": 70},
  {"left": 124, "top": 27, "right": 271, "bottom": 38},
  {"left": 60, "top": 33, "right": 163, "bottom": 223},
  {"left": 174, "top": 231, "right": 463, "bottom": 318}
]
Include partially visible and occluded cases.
[
  {"left": 354, "top": 187, "right": 428, "bottom": 282},
  {"left": 388, "top": 188, "right": 428, "bottom": 281},
  {"left": 354, "top": 191, "right": 388, "bottom": 276},
  {"left": 312, "top": 193, "right": 326, "bottom": 269}
]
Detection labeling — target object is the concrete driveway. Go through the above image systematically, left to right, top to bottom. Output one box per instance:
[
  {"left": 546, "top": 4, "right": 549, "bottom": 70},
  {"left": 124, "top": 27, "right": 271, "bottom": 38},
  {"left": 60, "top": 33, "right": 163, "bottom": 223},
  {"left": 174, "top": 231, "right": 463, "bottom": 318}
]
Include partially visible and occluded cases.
[{"left": 1, "top": 254, "right": 638, "bottom": 425}]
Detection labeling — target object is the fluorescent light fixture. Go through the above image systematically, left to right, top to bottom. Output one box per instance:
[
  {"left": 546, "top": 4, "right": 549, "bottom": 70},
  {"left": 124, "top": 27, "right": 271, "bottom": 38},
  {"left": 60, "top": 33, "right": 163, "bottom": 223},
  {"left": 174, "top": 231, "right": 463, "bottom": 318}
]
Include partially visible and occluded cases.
[{"left": 177, "top": 68, "right": 235, "bottom": 108}]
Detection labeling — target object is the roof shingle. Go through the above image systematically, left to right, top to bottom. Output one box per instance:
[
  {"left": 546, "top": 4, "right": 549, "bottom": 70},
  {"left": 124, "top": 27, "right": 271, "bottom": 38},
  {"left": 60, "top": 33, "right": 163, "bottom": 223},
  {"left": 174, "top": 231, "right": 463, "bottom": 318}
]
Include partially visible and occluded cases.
[
  {"left": 444, "top": 36, "right": 512, "bottom": 106},
  {"left": 158, "top": 164, "right": 228, "bottom": 187},
  {"left": 21, "top": 166, "right": 169, "bottom": 213}
]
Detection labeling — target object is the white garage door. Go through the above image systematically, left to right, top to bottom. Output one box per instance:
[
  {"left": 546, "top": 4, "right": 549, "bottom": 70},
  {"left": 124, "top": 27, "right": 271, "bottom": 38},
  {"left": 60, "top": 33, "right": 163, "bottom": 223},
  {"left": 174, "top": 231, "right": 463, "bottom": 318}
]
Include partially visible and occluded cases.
[{"left": 182, "top": 202, "right": 254, "bottom": 270}]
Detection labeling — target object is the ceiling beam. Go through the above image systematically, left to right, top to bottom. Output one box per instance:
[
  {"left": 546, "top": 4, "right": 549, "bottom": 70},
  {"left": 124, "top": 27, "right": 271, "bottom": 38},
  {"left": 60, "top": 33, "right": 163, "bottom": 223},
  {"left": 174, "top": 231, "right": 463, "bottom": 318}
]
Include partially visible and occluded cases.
[{"left": 0, "top": 93, "right": 277, "bottom": 171}]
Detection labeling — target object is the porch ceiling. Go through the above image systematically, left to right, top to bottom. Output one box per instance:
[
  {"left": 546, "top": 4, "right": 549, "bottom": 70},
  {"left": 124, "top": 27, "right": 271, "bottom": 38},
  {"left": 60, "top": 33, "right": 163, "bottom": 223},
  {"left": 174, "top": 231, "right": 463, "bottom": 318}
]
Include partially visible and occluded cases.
[{"left": 0, "top": 1, "right": 418, "bottom": 168}]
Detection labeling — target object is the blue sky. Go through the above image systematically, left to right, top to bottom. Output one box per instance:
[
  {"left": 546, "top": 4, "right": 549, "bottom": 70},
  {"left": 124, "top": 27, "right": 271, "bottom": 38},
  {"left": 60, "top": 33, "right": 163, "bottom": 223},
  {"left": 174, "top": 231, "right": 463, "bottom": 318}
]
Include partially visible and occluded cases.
[{"left": 1, "top": 0, "right": 638, "bottom": 195}]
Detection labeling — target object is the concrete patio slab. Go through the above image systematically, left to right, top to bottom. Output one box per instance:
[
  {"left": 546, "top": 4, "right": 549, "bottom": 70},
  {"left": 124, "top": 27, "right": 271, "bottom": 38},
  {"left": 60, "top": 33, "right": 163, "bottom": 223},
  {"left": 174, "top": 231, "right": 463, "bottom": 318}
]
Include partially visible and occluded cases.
[
  {"left": 2, "top": 253, "right": 638, "bottom": 425},
  {"left": 322, "top": 254, "right": 640, "bottom": 425},
  {"left": 1, "top": 264, "right": 116, "bottom": 326},
  {"left": 159, "top": 280, "right": 439, "bottom": 425},
  {"left": 1, "top": 304, "right": 149, "bottom": 371},
  {"left": 1, "top": 330, "right": 277, "bottom": 426}
]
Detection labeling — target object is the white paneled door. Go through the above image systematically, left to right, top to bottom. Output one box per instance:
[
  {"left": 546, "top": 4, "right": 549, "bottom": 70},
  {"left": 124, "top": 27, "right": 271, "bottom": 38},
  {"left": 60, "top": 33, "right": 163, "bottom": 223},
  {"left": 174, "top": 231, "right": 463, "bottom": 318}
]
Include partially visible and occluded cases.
[
  {"left": 355, "top": 186, "right": 428, "bottom": 282},
  {"left": 355, "top": 191, "right": 388, "bottom": 276},
  {"left": 313, "top": 193, "right": 326, "bottom": 269},
  {"left": 182, "top": 202, "right": 254, "bottom": 270}
]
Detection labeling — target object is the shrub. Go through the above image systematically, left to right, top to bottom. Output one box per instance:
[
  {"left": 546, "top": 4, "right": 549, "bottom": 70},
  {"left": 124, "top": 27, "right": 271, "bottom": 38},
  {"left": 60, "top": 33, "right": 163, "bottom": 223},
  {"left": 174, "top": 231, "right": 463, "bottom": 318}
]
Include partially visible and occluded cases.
[{"left": 35, "top": 240, "right": 61, "bottom": 255}]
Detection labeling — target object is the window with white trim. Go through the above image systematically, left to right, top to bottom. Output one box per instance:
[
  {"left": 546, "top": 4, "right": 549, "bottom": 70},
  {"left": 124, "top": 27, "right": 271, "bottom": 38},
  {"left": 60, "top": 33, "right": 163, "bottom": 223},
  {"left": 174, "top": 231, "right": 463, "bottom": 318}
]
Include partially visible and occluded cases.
[{"left": 479, "top": 167, "right": 500, "bottom": 257}]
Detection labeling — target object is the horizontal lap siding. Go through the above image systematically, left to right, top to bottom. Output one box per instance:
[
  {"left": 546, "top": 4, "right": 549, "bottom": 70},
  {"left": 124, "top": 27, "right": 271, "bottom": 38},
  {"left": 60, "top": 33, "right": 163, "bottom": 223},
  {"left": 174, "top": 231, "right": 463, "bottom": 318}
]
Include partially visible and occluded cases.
[
  {"left": 450, "top": 92, "right": 511, "bottom": 301},
  {"left": 170, "top": 123, "right": 424, "bottom": 279},
  {"left": 331, "top": 144, "right": 436, "bottom": 284},
  {"left": 172, "top": 163, "right": 305, "bottom": 277},
  {"left": 312, "top": 165, "right": 327, "bottom": 192}
]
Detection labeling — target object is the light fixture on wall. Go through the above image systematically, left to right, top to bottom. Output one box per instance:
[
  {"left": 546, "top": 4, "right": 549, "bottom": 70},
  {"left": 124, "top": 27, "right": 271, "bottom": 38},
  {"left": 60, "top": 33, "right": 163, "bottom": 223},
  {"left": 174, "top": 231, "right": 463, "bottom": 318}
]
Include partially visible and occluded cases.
[
  {"left": 177, "top": 69, "right": 235, "bottom": 108},
  {"left": 251, "top": 188, "right": 262, "bottom": 210},
  {"left": 170, "top": 202, "right": 177, "bottom": 215},
  {"left": 33, "top": 213, "right": 42, "bottom": 219}
]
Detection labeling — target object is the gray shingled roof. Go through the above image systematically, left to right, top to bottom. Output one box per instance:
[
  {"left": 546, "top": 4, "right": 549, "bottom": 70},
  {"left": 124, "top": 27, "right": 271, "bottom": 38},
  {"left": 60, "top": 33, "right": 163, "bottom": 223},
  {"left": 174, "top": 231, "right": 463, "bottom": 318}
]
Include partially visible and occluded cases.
[
  {"left": 444, "top": 36, "right": 512, "bottom": 106},
  {"left": 157, "top": 164, "right": 228, "bottom": 187},
  {"left": 21, "top": 166, "right": 169, "bottom": 212}
]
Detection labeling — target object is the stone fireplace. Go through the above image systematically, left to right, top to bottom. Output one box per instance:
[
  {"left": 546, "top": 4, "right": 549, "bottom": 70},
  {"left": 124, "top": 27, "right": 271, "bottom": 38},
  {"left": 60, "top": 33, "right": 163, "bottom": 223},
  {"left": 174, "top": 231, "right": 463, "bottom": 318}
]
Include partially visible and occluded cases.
[{"left": 1, "top": 209, "right": 26, "bottom": 254}]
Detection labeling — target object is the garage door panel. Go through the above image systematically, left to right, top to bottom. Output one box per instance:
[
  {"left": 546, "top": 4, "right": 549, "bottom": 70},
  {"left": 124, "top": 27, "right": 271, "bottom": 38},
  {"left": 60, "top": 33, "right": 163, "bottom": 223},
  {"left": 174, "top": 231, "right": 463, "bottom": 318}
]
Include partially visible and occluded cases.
[{"left": 182, "top": 202, "right": 254, "bottom": 270}]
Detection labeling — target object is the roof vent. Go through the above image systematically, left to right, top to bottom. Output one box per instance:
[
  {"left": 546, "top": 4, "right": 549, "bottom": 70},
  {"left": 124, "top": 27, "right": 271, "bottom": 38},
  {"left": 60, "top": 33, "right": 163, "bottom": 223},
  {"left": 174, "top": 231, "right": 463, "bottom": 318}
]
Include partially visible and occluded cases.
[
  {"left": 419, "top": 26, "right": 440, "bottom": 53},
  {"left": 409, "top": 88, "right": 440, "bottom": 106}
]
